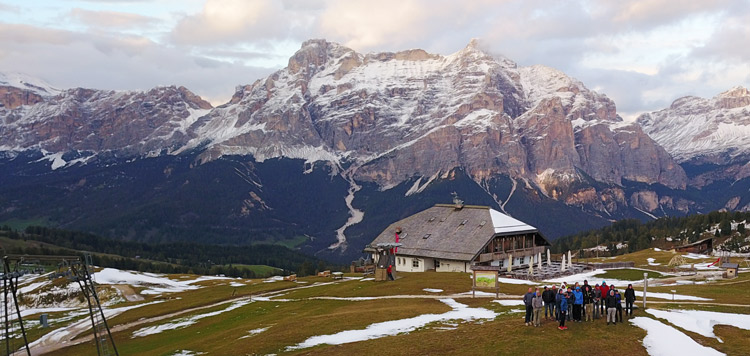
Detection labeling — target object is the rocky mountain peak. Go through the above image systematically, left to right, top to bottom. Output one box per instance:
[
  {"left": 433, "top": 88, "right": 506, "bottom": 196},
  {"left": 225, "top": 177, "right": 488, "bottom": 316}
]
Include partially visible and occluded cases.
[
  {"left": 715, "top": 86, "right": 750, "bottom": 110},
  {"left": 638, "top": 87, "right": 750, "bottom": 166}
]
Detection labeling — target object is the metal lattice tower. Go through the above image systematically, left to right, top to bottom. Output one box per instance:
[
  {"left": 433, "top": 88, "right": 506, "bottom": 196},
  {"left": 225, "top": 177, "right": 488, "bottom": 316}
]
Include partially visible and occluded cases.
[
  {"left": 1, "top": 254, "right": 118, "bottom": 356},
  {"left": 70, "top": 254, "right": 118, "bottom": 356},
  {"left": 1, "top": 258, "right": 31, "bottom": 356}
]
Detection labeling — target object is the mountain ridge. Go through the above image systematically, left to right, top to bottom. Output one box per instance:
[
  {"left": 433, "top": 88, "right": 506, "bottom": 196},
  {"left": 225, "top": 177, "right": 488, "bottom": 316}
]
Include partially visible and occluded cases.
[{"left": 1, "top": 39, "right": 749, "bottom": 259}]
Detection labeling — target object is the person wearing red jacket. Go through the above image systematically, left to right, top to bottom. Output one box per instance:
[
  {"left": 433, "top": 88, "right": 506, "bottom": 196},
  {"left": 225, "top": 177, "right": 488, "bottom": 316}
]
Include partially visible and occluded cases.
[{"left": 600, "top": 282, "right": 610, "bottom": 316}]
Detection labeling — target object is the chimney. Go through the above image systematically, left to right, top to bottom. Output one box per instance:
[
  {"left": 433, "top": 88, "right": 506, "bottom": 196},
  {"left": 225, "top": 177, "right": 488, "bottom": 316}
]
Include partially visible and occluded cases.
[{"left": 452, "top": 192, "right": 464, "bottom": 209}]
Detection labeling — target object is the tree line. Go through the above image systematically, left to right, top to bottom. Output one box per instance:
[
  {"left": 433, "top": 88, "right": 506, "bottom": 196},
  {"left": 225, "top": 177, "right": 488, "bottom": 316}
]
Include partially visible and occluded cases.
[
  {"left": 552, "top": 210, "right": 750, "bottom": 257},
  {"left": 0, "top": 225, "right": 341, "bottom": 277}
]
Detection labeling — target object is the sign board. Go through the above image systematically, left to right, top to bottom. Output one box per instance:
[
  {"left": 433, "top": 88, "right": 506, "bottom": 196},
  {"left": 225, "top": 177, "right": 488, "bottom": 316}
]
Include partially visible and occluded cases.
[
  {"left": 471, "top": 269, "right": 499, "bottom": 298},
  {"left": 474, "top": 271, "right": 497, "bottom": 288}
]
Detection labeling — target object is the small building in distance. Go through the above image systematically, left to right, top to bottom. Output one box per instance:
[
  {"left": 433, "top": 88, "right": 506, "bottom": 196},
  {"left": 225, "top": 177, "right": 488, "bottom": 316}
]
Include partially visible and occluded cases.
[
  {"left": 367, "top": 203, "right": 551, "bottom": 273},
  {"left": 675, "top": 237, "right": 713, "bottom": 255},
  {"left": 722, "top": 263, "right": 739, "bottom": 279}
]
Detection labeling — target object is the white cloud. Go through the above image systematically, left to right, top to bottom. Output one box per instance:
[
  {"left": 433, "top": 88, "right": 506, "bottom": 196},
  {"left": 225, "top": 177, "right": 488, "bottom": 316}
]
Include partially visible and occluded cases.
[{"left": 0, "top": 0, "right": 748, "bottom": 115}]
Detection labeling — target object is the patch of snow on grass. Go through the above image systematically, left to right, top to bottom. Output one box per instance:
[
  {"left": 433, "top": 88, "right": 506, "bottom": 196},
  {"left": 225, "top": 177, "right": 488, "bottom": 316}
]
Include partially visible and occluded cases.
[
  {"left": 653, "top": 248, "right": 662, "bottom": 252},
  {"left": 683, "top": 253, "right": 711, "bottom": 259},
  {"left": 647, "top": 258, "right": 661, "bottom": 266},
  {"left": 93, "top": 268, "right": 227, "bottom": 295},
  {"left": 545, "top": 269, "right": 642, "bottom": 286},
  {"left": 497, "top": 277, "right": 539, "bottom": 285},
  {"left": 423, "top": 288, "right": 443, "bottom": 293},
  {"left": 458, "top": 290, "right": 497, "bottom": 297},
  {"left": 634, "top": 290, "right": 711, "bottom": 301},
  {"left": 287, "top": 298, "right": 496, "bottom": 350},
  {"left": 131, "top": 300, "right": 252, "bottom": 338},
  {"left": 492, "top": 300, "right": 524, "bottom": 306},
  {"left": 646, "top": 309, "right": 750, "bottom": 341},
  {"left": 630, "top": 317, "right": 724, "bottom": 356},
  {"left": 238, "top": 327, "right": 270, "bottom": 339},
  {"left": 168, "top": 351, "right": 206, "bottom": 356}
]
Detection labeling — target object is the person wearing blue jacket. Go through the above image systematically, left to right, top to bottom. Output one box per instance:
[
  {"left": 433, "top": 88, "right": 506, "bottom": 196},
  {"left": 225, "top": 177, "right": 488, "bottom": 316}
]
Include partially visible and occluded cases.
[
  {"left": 572, "top": 287, "right": 583, "bottom": 322},
  {"left": 614, "top": 287, "right": 623, "bottom": 322},
  {"left": 558, "top": 290, "right": 569, "bottom": 330}
]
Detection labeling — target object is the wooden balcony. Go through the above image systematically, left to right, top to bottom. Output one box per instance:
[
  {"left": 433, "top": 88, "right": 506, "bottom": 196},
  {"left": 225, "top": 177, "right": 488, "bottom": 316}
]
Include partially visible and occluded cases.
[{"left": 477, "top": 246, "right": 546, "bottom": 263}]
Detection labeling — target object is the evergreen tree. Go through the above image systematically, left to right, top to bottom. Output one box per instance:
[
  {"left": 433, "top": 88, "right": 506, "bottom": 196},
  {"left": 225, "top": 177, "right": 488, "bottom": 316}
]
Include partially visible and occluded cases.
[{"left": 720, "top": 219, "right": 732, "bottom": 236}]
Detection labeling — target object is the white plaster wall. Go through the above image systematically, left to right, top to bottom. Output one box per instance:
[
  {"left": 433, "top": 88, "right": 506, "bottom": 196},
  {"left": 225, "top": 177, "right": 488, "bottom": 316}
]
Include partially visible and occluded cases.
[
  {"left": 395, "top": 256, "right": 429, "bottom": 272},
  {"left": 435, "top": 260, "right": 467, "bottom": 273}
]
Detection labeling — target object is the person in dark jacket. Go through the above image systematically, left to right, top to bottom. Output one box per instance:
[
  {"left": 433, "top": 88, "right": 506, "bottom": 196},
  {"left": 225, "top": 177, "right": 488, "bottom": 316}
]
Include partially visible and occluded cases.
[
  {"left": 581, "top": 280, "right": 592, "bottom": 319},
  {"left": 593, "top": 284, "right": 601, "bottom": 319},
  {"left": 624, "top": 284, "right": 636, "bottom": 316},
  {"left": 583, "top": 285, "right": 594, "bottom": 321},
  {"left": 542, "top": 286, "right": 556, "bottom": 320},
  {"left": 523, "top": 287, "right": 535, "bottom": 326},
  {"left": 572, "top": 287, "right": 583, "bottom": 322},
  {"left": 614, "top": 287, "right": 623, "bottom": 322},
  {"left": 555, "top": 288, "right": 564, "bottom": 321},
  {"left": 605, "top": 289, "right": 618, "bottom": 325},
  {"left": 558, "top": 290, "right": 569, "bottom": 330}
]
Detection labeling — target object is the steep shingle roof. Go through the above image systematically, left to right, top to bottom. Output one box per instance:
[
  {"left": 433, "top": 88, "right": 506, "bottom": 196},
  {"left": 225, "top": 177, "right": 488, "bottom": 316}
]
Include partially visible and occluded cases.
[{"left": 369, "top": 204, "right": 547, "bottom": 261}]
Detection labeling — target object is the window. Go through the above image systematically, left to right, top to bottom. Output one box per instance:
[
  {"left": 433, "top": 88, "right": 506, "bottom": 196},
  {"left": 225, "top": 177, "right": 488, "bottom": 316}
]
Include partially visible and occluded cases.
[
  {"left": 428, "top": 217, "right": 436, "bottom": 222},
  {"left": 460, "top": 219, "right": 468, "bottom": 226},
  {"left": 423, "top": 234, "right": 431, "bottom": 239},
  {"left": 412, "top": 259, "right": 420, "bottom": 268},
  {"left": 435, "top": 259, "right": 441, "bottom": 268},
  {"left": 498, "top": 259, "right": 504, "bottom": 268}
]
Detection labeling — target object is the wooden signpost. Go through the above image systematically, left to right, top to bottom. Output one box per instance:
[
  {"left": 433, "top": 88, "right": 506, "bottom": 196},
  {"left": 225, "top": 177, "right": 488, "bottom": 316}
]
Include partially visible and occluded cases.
[{"left": 471, "top": 269, "right": 500, "bottom": 298}]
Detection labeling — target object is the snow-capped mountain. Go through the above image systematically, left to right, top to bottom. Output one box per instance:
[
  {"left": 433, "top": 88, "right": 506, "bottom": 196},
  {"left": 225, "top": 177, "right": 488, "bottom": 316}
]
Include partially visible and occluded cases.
[
  {"left": 1, "top": 39, "right": 747, "bottom": 260},
  {"left": 184, "top": 39, "right": 685, "bottom": 193},
  {"left": 0, "top": 83, "right": 212, "bottom": 158},
  {"left": 637, "top": 86, "right": 750, "bottom": 164}
]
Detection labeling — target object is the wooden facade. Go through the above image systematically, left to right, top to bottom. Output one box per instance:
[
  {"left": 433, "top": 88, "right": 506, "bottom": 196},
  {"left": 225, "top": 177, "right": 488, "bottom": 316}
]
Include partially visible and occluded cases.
[
  {"left": 477, "top": 233, "right": 548, "bottom": 264},
  {"left": 675, "top": 237, "right": 713, "bottom": 254}
]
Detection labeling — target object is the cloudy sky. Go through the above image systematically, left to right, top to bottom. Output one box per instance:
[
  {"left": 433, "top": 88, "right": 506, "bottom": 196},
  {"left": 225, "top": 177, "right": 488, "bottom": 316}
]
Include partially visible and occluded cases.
[{"left": 1, "top": 0, "right": 748, "bottom": 118}]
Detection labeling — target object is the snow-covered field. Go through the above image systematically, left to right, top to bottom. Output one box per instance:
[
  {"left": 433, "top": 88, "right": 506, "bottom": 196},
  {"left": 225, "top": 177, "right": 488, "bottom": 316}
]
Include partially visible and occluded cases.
[
  {"left": 94, "top": 268, "right": 231, "bottom": 295},
  {"left": 646, "top": 309, "right": 750, "bottom": 342},
  {"left": 630, "top": 317, "right": 725, "bottom": 356}
]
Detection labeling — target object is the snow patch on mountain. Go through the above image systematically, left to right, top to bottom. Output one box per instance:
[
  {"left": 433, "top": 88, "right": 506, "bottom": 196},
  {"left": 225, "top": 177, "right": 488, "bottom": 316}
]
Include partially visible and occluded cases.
[{"left": 0, "top": 72, "right": 61, "bottom": 96}]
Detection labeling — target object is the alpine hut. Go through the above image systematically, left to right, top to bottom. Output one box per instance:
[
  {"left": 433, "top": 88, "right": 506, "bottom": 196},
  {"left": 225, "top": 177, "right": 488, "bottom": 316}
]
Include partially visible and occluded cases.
[{"left": 367, "top": 204, "right": 551, "bottom": 273}]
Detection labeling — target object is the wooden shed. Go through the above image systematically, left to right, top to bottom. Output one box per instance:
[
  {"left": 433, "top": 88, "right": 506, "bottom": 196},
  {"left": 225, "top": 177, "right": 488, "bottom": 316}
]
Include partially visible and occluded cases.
[
  {"left": 675, "top": 237, "right": 713, "bottom": 254},
  {"left": 721, "top": 263, "right": 739, "bottom": 279}
]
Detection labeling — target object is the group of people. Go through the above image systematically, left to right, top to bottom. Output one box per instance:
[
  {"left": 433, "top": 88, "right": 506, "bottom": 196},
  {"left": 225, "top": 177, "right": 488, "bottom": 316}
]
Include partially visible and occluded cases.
[{"left": 522, "top": 280, "right": 637, "bottom": 330}]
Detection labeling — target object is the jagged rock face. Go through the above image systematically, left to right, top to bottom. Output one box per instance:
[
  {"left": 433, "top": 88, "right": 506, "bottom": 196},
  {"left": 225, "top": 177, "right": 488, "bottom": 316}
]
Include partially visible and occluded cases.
[
  {"left": 188, "top": 39, "right": 685, "bottom": 194},
  {"left": 0, "top": 86, "right": 45, "bottom": 109},
  {"left": 1, "top": 86, "right": 212, "bottom": 154},
  {"left": 637, "top": 86, "right": 750, "bottom": 164}
]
